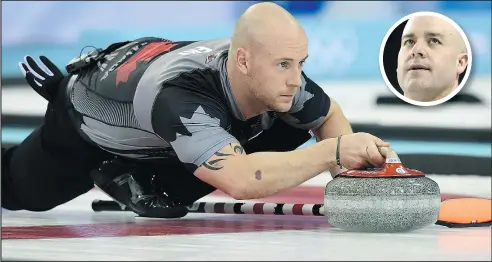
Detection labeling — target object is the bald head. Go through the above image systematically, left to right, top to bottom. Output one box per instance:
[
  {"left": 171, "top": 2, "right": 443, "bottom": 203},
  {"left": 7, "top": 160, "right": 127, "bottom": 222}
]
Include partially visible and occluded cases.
[
  {"left": 226, "top": 2, "right": 310, "bottom": 117},
  {"left": 229, "top": 2, "right": 306, "bottom": 58},
  {"left": 402, "top": 15, "right": 466, "bottom": 54}
]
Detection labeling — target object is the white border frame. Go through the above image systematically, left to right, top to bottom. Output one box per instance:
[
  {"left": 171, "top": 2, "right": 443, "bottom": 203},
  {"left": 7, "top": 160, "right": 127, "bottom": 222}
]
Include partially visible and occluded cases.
[{"left": 379, "top": 11, "right": 473, "bottom": 107}]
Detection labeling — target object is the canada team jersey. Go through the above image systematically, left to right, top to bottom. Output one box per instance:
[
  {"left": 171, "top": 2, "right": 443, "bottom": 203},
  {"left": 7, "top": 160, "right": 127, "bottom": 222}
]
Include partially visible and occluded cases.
[{"left": 67, "top": 37, "right": 331, "bottom": 173}]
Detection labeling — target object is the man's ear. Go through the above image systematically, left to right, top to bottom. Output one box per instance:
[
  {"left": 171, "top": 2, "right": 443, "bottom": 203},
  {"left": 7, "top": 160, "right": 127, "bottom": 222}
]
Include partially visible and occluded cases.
[
  {"left": 236, "top": 48, "right": 249, "bottom": 75},
  {"left": 456, "top": 53, "right": 469, "bottom": 75}
]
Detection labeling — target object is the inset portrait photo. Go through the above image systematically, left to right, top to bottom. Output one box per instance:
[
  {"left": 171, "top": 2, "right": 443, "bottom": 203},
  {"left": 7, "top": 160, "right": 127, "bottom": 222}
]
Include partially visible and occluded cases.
[{"left": 379, "top": 11, "right": 473, "bottom": 106}]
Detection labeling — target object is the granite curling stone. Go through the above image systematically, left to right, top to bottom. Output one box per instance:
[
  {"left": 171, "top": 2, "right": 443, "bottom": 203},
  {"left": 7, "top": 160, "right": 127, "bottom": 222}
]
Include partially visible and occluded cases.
[{"left": 324, "top": 147, "right": 441, "bottom": 233}]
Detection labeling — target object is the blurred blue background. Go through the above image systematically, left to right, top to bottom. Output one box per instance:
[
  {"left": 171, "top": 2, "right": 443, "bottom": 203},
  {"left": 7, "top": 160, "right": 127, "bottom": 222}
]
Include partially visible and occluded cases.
[
  {"left": 2, "top": 1, "right": 491, "bottom": 83},
  {"left": 2, "top": 1, "right": 491, "bottom": 175}
]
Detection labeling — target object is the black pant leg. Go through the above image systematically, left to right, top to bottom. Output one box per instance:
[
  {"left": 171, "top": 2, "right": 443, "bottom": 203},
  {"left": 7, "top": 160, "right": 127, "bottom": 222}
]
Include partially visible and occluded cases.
[
  {"left": 1, "top": 78, "right": 112, "bottom": 211},
  {"left": 150, "top": 160, "right": 216, "bottom": 206}
]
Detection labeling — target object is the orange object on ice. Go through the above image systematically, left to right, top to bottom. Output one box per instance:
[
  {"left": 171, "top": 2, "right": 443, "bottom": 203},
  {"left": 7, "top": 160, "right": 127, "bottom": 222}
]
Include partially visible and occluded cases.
[{"left": 436, "top": 198, "right": 492, "bottom": 228}]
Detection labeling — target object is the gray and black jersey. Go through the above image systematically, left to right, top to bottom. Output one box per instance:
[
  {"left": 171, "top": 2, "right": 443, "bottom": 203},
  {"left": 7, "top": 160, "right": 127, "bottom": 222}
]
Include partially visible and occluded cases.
[{"left": 66, "top": 37, "right": 331, "bottom": 173}]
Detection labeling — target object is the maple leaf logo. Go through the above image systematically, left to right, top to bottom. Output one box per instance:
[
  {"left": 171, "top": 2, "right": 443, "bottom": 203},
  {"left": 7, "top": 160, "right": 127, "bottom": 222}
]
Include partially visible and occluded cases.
[
  {"left": 115, "top": 42, "right": 177, "bottom": 86},
  {"left": 178, "top": 105, "right": 221, "bottom": 135}
]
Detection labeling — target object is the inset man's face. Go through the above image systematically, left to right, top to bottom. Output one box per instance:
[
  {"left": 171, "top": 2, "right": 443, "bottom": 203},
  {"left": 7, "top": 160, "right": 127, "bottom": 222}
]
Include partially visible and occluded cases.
[{"left": 396, "top": 15, "right": 468, "bottom": 102}]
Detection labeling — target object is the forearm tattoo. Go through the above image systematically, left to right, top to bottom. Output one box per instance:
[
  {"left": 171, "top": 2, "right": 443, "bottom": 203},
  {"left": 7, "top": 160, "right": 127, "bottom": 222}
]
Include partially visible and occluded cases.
[
  {"left": 202, "top": 144, "right": 245, "bottom": 171},
  {"left": 201, "top": 152, "right": 231, "bottom": 170}
]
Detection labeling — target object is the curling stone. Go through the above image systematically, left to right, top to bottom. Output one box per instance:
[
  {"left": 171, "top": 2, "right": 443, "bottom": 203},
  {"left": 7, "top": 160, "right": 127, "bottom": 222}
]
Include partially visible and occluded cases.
[{"left": 324, "top": 147, "right": 441, "bottom": 233}]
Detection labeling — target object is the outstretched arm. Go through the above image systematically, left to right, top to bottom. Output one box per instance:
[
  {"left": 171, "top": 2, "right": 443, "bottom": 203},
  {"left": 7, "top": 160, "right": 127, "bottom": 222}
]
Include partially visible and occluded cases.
[
  {"left": 151, "top": 87, "right": 340, "bottom": 200},
  {"left": 194, "top": 139, "right": 338, "bottom": 200}
]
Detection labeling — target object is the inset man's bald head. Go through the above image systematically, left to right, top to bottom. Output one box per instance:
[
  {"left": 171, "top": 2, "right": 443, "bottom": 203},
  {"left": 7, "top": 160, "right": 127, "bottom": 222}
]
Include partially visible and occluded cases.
[
  {"left": 396, "top": 14, "right": 469, "bottom": 103},
  {"left": 402, "top": 15, "right": 467, "bottom": 54}
]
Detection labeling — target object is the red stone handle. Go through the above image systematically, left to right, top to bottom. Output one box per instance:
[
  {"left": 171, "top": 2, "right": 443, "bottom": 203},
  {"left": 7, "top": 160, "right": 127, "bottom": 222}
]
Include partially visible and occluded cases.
[{"left": 338, "top": 147, "right": 425, "bottom": 178}]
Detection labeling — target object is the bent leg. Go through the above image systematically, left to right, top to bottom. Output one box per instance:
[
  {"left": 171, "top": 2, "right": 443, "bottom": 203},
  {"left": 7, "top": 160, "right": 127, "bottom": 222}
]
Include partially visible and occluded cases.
[{"left": 151, "top": 160, "right": 216, "bottom": 206}]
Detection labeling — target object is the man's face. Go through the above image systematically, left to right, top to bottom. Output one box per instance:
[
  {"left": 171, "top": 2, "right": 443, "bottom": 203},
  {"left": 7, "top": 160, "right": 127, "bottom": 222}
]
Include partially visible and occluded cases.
[
  {"left": 396, "top": 16, "right": 468, "bottom": 102},
  {"left": 245, "top": 33, "right": 308, "bottom": 112}
]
